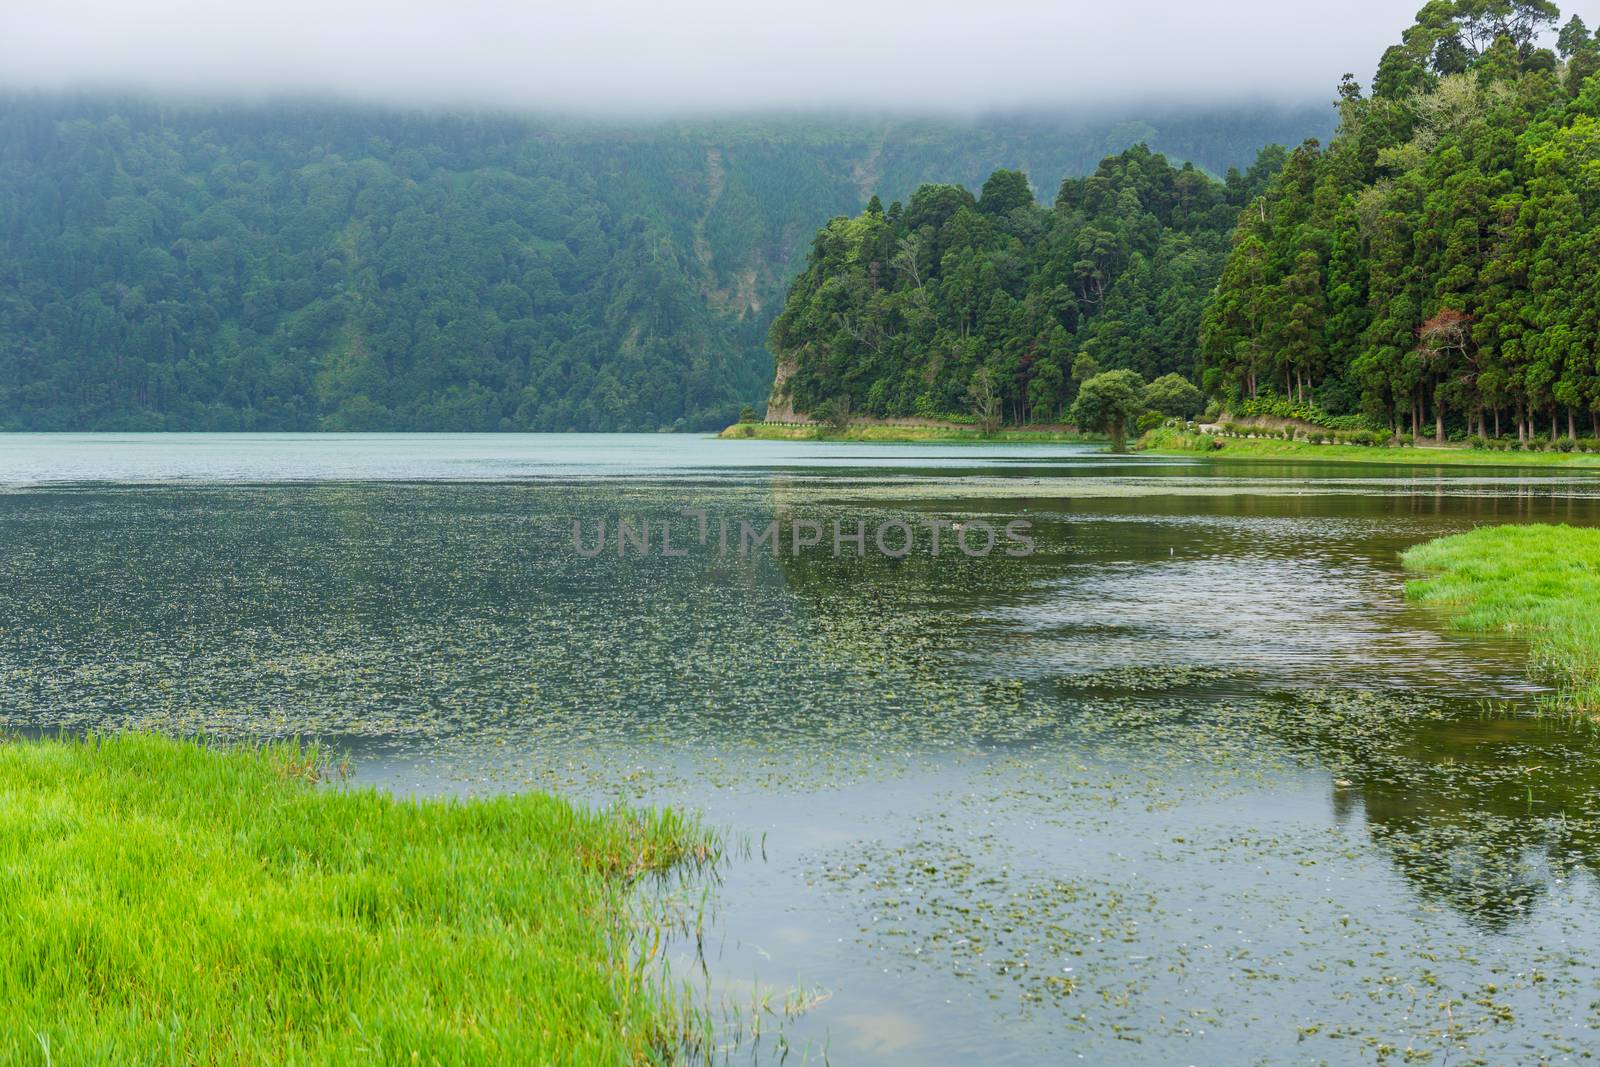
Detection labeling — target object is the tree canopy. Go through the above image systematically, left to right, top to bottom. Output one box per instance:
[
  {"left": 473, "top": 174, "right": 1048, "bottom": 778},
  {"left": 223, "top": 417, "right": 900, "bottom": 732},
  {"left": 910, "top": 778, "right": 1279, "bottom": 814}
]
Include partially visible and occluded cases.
[
  {"left": 1200, "top": 1, "right": 1600, "bottom": 442},
  {"left": 767, "top": 145, "right": 1286, "bottom": 425},
  {"left": 1070, "top": 369, "right": 1149, "bottom": 451}
]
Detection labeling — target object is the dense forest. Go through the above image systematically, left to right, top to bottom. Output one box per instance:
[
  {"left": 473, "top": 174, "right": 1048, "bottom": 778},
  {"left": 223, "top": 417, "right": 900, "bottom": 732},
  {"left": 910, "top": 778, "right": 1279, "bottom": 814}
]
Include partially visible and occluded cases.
[
  {"left": 1201, "top": 1, "right": 1600, "bottom": 442},
  {"left": 0, "top": 97, "right": 1329, "bottom": 431},
  {"left": 766, "top": 145, "right": 1286, "bottom": 423}
]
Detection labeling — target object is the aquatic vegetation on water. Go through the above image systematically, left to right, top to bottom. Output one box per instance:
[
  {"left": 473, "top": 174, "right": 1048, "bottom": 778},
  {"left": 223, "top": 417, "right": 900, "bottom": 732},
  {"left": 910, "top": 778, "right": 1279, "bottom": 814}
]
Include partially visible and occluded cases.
[
  {"left": 1403, "top": 524, "right": 1600, "bottom": 714},
  {"left": 1053, "top": 664, "right": 1249, "bottom": 693},
  {"left": 801, "top": 689, "right": 1600, "bottom": 1061},
  {"left": 0, "top": 733, "right": 720, "bottom": 1064},
  {"left": 812, "top": 837, "right": 1151, "bottom": 1010}
]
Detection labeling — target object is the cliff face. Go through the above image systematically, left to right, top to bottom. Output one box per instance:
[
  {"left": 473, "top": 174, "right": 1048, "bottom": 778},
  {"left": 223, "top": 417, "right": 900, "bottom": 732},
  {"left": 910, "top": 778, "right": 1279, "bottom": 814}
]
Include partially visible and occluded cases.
[{"left": 763, "top": 358, "right": 809, "bottom": 422}]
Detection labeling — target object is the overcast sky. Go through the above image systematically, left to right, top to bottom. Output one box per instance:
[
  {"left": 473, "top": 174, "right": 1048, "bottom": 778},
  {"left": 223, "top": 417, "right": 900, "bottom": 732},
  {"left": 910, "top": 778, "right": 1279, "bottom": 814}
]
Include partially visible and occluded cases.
[{"left": 1, "top": 0, "right": 1418, "bottom": 114}]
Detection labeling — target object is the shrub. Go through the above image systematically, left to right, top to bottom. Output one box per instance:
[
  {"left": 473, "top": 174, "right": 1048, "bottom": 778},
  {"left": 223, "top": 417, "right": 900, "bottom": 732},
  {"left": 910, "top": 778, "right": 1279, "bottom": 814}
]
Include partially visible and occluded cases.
[
  {"left": 1145, "top": 374, "right": 1206, "bottom": 420},
  {"left": 1233, "top": 394, "right": 1385, "bottom": 432},
  {"left": 818, "top": 395, "right": 853, "bottom": 435},
  {"left": 1135, "top": 426, "right": 1219, "bottom": 453},
  {"left": 1339, "top": 429, "right": 1386, "bottom": 447},
  {"left": 1467, "top": 435, "right": 1487, "bottom": 450},
  {"left": 1557, "top": 436, "right": 1577, "bottom": 453}
]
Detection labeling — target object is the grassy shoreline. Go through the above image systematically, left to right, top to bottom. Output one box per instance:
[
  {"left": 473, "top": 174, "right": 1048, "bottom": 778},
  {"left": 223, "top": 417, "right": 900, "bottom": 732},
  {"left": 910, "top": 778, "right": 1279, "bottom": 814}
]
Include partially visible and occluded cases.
[
  {"left": 719, "top": 422, "right": 1095, "bottom": 443},
  {"left": 1138, "top": 430, "right": 1600, "bottom": 468},
  {"left": 1403, "top": 525, "right": 1600, "bottom": 715},
  {"left": 0, "top": 733, "right": 717, "bottom": 1063}
]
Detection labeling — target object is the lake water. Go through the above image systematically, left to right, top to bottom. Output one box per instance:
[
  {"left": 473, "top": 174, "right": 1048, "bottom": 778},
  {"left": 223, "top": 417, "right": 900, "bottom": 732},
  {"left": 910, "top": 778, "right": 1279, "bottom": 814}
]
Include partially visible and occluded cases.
[{"left": 6, "top": 433, "right": 1600, "bottom": 1063}]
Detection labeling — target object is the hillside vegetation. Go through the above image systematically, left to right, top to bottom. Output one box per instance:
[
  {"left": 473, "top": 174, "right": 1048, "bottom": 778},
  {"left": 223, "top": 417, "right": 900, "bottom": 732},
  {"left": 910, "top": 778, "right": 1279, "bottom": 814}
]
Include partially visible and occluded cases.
[
  {"left": 1201, "top": 1, "right": 1600, "bottom": 444},
  {"left": 0, "top": 97, "right": 1328, "bottom": 431},
  {"left": 766, "top": 145, "right": 1286, "bottom": 424}
]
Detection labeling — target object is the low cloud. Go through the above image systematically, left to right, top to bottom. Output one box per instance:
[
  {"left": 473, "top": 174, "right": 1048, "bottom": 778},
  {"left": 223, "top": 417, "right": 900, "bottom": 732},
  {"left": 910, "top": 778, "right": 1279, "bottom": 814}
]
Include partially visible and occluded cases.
[{"left": 1, "top": 0, "right": 1411, "bottom": 113}]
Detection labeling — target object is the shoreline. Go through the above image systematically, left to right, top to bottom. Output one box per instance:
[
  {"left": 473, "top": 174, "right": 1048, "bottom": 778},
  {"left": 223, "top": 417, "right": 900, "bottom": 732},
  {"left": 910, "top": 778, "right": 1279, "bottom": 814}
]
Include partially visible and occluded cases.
[
  {"left": 719, "top": 422, "right": 1096, "bottom": 444},
  {"left": 1139, "top": 435, "right": 1600, "bottom": 468},
  {"left": 1404, "top": 525, "right": 1600, "bottom": 715}
]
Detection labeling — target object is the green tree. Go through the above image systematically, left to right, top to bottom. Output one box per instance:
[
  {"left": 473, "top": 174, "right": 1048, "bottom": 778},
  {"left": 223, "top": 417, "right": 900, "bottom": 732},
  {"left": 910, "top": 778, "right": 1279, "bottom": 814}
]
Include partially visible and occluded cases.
[
  {"left": 1558, "top": 13, "right": 1592, "bottom": 55},
  {"left": 978, "top": 169, "right": 1035, "bottom": 216},
  {"left": 1071, "top": 353, "right": 1102, "bottom": 388},
  {"left": 1026, "top": 359, "right": 1067, "bottom": 422},
  {"left": 967, "top": 366, "right": 1004, "bottom": 433},
  {"left": 1070, "top": 369, "right": 1148, "bottom": 451},
  {"left": 1145, "top": 373, "right": 1205, "bottom": 419},
  {"left": 819, "top": 395, "right": 853, "bottom": 436}
]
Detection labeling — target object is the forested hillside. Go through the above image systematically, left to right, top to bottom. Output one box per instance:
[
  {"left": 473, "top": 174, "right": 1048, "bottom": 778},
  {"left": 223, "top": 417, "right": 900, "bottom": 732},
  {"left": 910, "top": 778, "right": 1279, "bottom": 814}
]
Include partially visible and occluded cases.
[
  {"left": 1201, "top": 1, "right": 1600, "bottom": 441},
  {"left": 0, "top": 96, "right": 1329, "bottom": 431},
  {"left": 765, "top": 145, "right": 1286, "bottom": 423}
]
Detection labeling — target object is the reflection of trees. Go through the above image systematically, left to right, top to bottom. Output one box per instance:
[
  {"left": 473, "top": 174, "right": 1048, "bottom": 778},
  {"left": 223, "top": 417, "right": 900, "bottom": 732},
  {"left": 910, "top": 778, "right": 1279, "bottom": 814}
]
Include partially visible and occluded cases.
[{"left": 1284, "top": 692, "right": 1600, "bottom": 931}]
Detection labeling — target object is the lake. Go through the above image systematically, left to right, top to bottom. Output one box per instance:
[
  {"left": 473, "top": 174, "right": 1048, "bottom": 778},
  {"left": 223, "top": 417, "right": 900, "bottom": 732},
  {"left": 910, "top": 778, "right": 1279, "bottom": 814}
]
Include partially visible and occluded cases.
[{"left": 5, "top": 433, "right": 1600, "bottom": 1063}]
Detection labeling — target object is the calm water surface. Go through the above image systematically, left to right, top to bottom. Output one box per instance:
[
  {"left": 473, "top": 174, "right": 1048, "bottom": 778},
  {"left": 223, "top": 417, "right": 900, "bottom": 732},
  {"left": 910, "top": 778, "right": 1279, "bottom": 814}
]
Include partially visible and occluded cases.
[{"left": 5, "top": 433, "right": 1600, "bottom": 1064}]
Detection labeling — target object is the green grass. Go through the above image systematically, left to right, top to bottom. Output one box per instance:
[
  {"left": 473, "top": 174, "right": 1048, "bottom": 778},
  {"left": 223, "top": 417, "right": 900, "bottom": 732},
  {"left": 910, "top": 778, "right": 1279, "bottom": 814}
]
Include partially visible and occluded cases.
[
  {"left": 718, "top": 422, "right": 1093, "bottom": 443},
  {"left": 1138, "top": 428, "right": 1600, "bottom": 467},
  {"left": 1403, "top": 524, "right": 1600, "bottom": 714},
  {"left": 0, "top": 733, "right": 718, "bottom": 1065}
]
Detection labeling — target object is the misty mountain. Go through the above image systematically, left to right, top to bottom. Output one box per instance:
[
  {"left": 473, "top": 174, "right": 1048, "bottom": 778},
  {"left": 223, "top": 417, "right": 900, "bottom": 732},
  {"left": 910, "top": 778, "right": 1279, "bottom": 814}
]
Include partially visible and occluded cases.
[{"left": 0, "top": 95, "right": 1332, "bottom": 430}]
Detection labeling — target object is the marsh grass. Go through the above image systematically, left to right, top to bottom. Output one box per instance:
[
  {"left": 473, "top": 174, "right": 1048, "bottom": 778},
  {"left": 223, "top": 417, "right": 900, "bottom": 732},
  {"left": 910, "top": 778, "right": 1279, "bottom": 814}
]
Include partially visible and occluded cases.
[
  {"left": 1142, "top": 431, "right": 1600, "bottom": 467},
  {"left": 1403, "top": 524, "right": 1600, "bottom": 714},
  {"left": 0, "top": 733, "right": 719, "bottom": 1064}
]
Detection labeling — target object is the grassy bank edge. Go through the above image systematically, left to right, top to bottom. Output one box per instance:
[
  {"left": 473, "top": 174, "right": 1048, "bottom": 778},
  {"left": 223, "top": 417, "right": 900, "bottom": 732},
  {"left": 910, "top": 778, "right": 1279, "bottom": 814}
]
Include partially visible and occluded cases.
[
  {"left": 718, "top": 422, "right": 1096, "bottom": 443},
  {"left": 1138, "top": 428, "right": 1600, "bottom": 468},
  {"left": 1402, "top": 524, "right": 1600, "bottom": 715},
  {"left": 0, "top": 732, "right": 720, "bottom": 1064}
]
